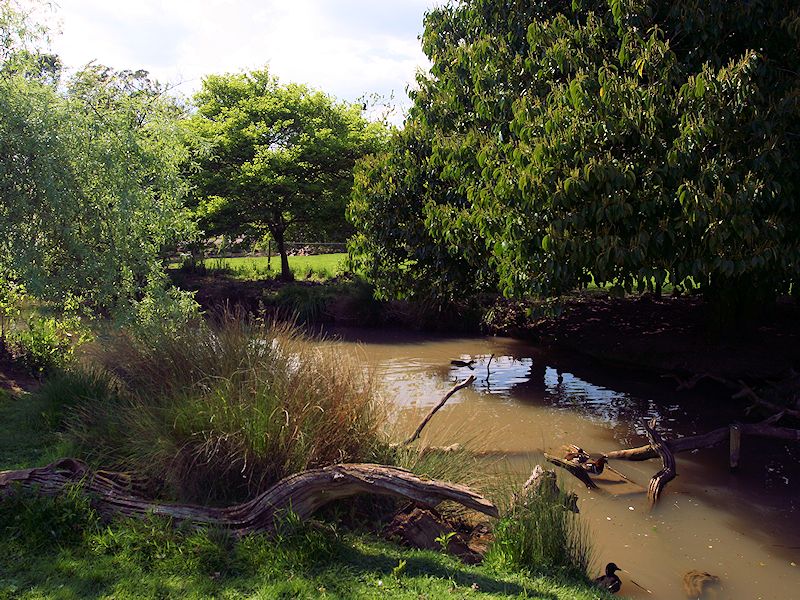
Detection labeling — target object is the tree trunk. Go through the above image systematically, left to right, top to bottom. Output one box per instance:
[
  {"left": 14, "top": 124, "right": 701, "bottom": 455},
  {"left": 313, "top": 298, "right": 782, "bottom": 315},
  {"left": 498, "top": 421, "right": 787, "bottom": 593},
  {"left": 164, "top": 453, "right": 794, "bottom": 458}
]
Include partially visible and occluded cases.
[{"left": 272, "top": 227, "right": 293, "bottom": 282}]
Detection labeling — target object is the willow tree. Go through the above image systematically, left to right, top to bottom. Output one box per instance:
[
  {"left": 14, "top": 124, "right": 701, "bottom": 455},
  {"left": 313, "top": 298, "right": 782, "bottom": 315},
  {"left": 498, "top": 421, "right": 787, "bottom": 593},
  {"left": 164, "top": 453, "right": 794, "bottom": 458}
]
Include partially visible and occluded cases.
[
  {"left": 350, "top": 0, "right": 800, "bottom": 313},
  {"left": 1, "top": 2, "right": 195, "bottom": 328},
  {"left": 186, "top": 69, "right": 385, "bottom": 281}
]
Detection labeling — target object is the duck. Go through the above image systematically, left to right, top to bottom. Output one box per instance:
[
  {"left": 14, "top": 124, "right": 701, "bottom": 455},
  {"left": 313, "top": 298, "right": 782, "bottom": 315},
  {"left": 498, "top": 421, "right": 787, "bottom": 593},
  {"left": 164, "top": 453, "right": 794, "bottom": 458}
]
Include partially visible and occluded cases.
[
  {"left": 450, "top": 359, "right": 476, "bottom": 369},
  {"left": 560, "top": 444, "right": 607, "bottom": 475},
  {"left": 583, "top": 454, "right": 607, "bottom": 475},
  {"left": 594, "top": 562, "right": 623, "bottom": 594}
]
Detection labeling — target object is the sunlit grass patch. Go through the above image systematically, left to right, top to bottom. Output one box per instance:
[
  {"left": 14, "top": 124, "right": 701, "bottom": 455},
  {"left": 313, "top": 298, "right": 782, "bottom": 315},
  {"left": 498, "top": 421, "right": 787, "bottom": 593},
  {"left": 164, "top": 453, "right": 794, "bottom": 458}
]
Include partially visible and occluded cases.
[
  {"left": 173, "top": 253, "right": 351, "bottom": 281},
  {"left": 0, "top": 490, "right": 610, "bottom": 600}
]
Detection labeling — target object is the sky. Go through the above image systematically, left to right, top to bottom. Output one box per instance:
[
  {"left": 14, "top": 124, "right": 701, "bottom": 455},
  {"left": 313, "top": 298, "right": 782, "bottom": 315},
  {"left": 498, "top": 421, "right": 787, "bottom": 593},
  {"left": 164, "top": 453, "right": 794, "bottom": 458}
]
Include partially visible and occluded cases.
[{"left": 43, "top": 0, "right": 446, "bottom": 120}]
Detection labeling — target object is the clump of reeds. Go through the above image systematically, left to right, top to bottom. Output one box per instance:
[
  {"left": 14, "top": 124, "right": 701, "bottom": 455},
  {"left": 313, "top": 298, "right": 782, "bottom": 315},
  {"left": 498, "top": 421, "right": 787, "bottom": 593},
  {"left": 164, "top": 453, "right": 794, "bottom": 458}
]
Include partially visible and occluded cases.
[
  {"left": 50, "top": 312, "right": 387, "bottom": 504},
  {"left": 485, "top": 482, "right": 593, "bottom": 577}
]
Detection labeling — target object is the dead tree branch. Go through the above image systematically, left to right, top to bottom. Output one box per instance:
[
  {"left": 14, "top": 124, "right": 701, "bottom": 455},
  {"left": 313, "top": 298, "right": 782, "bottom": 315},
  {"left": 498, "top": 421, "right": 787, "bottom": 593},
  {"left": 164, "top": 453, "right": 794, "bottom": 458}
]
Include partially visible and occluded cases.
[
  {"left": 402, "top": 375, "right": 476, "bottom": 445},
  {"left": 606, "top": 418, "right": 799, "bottom": 461},
  {"left": 642, "top": 418, "right": 676, "bottom": 508},
  {"left": 544, "top": 453, "right": 598, "bottom": 489},
  {"left": 0, "top": 459, "right": 498, "bottom": 535}
]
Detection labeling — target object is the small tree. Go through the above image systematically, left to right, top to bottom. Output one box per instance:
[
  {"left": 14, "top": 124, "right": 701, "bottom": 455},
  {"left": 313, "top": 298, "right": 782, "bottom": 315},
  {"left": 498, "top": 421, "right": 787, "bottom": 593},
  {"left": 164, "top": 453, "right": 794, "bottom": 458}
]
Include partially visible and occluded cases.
[{"left": 186, "top": 68, "right": 385, "bottom": 281}]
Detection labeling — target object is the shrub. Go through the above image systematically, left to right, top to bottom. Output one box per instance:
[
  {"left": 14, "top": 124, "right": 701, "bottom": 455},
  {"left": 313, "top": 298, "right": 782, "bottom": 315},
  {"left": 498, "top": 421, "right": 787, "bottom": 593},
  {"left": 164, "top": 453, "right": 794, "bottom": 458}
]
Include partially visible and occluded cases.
[
  {"left": 10, "top": 311, "right": 88, "bottom": 375},
  {"left": 51, "top": 313, "right": 387, "bottom": 504}
]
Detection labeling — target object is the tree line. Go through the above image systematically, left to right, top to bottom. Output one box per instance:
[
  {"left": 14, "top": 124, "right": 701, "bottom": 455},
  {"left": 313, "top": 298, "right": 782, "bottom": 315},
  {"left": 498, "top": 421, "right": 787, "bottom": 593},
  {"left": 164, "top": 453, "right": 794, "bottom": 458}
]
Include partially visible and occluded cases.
[
  {"left": 1, "top": 0, "right": 383, "bottom": 331},
  {"left": 3, "top": 0, "right": 799, "bottom": 330}
]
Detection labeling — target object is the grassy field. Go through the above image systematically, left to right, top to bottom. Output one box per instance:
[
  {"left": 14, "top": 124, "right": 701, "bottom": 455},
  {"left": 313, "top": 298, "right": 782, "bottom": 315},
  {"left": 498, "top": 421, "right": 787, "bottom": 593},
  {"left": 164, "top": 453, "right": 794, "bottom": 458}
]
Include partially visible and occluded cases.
[{"left": 176, "top": 253, "right": 350, "bottom": 281}]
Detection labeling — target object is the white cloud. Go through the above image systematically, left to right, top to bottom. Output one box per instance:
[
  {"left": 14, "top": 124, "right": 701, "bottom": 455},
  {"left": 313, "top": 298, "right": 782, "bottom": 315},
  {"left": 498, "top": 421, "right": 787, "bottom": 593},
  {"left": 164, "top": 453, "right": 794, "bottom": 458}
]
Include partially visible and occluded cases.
[{"left": 47, "top": 0, "right": 446, "bottom": 118}]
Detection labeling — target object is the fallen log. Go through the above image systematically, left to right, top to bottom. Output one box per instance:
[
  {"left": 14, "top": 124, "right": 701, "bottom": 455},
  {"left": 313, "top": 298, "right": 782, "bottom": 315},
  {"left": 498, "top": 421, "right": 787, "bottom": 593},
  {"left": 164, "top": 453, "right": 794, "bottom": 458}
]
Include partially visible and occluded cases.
[
  {"left": 402, "top": 375, "right": 476, "bottom": 445},
  {"left": 642, "top": 418, "right": 676, "bottom": 508},
  {"left": 606, "top": 420, "right": 799, "bottom": 461},
  {"left": 0, "top": 458, "right": 498, "bottom": 535}
]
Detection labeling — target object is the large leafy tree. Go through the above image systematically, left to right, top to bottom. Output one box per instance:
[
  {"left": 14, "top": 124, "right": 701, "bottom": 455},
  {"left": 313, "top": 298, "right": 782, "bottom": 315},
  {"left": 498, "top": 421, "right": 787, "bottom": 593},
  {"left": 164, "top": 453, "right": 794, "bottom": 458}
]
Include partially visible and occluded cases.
[
  {"left": 351, "top": 0, "right": 800, "bottom": 313},
  {"left": 1, "top": 1, "right": 195, "bottom": 326},
  {"left": 186, "top": 69, "right": 385, "bottom": 281}
]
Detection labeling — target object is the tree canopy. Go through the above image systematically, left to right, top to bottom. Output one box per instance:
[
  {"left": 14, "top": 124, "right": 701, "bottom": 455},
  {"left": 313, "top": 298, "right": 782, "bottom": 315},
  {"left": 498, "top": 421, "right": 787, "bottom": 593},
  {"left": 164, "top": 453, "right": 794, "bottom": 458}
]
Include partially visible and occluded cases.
[
  {"left": 349, "top": 0, "right": 800, "bottom": 311},
  {"left": 186, "top": 69, "right": 386, "bottom": 281}
]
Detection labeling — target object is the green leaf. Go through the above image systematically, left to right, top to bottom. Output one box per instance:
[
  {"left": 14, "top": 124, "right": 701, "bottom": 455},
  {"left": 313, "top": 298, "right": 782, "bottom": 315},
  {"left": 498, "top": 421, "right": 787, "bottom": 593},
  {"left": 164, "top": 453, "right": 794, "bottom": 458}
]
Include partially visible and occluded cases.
[{"left": 695, "top": 75, "right": 706, "bottom": 98}]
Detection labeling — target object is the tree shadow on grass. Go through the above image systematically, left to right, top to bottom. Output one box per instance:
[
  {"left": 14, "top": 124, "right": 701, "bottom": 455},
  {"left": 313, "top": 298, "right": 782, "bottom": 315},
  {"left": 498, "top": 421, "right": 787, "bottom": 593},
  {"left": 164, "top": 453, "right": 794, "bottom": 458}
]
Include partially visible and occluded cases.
[{"left": 310, "top": 539, "right": 562, "bottom": 599}]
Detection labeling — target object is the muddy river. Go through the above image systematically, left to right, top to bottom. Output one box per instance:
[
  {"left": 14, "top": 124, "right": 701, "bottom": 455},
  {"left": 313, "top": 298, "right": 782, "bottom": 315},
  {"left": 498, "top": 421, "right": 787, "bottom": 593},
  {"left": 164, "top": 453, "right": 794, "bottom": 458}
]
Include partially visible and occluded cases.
[{"left": 330, "top": 328, "right": 800, "bottom": 600}]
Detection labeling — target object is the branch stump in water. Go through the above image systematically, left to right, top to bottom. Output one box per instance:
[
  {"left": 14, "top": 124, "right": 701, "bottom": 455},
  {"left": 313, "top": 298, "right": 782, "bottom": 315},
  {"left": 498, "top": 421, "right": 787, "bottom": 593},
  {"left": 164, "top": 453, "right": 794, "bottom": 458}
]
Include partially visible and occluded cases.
[
  {"left": 642, "top": 418, "right": 676, "bottom": 508},
  {"left": 729, "top": 424, "right": 742, "bottom": 471},
  {"left": 0, "top": 459, "right": 498, "bottom": 535},
  {"left": 517, "top": 464, "right": 580, "bottom": 513}
]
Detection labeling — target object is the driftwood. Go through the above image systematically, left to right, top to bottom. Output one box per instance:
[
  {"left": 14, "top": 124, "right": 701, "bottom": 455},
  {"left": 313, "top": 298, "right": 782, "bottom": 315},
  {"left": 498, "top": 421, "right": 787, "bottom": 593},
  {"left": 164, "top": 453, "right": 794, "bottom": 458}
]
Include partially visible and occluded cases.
[
  {"left": 665, "top": 371, "right": 800, "bottom": 419},
  {"left": 664, "top": 372, "right": 730, "bottom": 391},
  {"left": 402, "top": 375, "right": 476, "bottom": 445},
  {"left": 733, "top": 380, "right": 800, "bottom": 419},
  {"left": 642, "top": 418, "right": 676, "bottom": 507},
  {"left": 544, "top": 453, "right": 598, "bottom": 489},
  {"left": 0, "top": 458, "right": 498, "bottom": 535}
]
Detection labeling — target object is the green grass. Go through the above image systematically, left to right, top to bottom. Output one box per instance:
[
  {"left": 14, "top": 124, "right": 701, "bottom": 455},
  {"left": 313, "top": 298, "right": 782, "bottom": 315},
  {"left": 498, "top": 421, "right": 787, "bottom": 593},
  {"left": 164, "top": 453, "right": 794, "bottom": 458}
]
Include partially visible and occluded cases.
[
  {"left": 174, "top": 253, "right": 350, "bottom": 281},
  {"left": 0, "top": 384, "right": 611, "bottom": 600},
  {"left": 0, "top": 389, "right": 73, "bottom": 471},
  {"left": 0, "top": 490, "right": 610, "bottom": 600}
]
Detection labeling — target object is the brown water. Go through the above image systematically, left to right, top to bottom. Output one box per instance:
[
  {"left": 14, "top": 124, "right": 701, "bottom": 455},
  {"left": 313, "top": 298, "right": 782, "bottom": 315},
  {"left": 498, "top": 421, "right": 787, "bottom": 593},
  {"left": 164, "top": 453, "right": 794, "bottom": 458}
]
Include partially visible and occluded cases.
[{"left": 330, "top": 328, "right": 800, "bottom": 600}]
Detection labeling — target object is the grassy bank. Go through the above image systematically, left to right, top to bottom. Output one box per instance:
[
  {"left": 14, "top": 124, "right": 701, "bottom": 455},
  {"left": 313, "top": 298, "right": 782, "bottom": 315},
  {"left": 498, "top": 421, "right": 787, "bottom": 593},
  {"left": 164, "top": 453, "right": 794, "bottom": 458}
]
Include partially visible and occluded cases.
[
  {"left": 0, "top": 315, "right": 613, "bottom": 599},
  {"left": 0, "top": 389, "right": 612, "bottom": 600},
  {"left": 0, "top": 490, "right": 606, "bottom": 600}
]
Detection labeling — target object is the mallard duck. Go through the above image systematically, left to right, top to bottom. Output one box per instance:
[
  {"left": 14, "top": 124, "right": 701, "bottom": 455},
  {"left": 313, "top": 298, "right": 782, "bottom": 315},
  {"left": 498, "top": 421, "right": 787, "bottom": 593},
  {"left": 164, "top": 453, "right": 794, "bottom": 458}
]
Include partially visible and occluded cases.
[
  {"left": 559, "top": 445, "right": 607, "bottom": 475},
  {"left": 583, "top": 455, "right": 607, "bottom": 475},
  {"left": 594, "top": 562, "right": 623, "bottom": 594}
]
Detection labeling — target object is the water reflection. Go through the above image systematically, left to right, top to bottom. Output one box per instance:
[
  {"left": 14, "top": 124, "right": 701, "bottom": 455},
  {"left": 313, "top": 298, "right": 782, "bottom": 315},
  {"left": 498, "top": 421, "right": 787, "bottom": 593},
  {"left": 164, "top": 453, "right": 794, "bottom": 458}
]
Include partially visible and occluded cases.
[{"left": 444, "top": 353, "right": 684, "bottom": 444}]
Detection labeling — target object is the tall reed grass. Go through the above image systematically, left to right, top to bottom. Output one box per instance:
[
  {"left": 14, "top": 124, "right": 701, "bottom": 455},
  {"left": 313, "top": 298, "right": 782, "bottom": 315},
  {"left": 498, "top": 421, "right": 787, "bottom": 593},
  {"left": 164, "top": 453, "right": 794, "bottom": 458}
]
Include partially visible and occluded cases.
[
  {"left": 48, "top": 313, "right": 387, "bottom": 504},
  {"left": 486, "top": 481, "right": 593, "bottom": 577}
]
